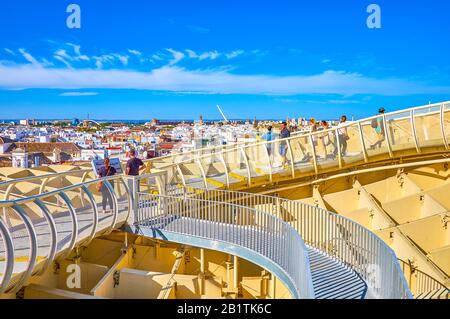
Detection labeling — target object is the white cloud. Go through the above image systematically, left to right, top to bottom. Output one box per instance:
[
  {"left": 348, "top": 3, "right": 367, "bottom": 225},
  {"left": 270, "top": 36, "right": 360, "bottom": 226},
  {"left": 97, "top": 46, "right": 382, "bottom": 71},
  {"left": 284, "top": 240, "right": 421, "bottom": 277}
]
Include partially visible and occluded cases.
[
  {"left": 63, "top": 43, "right": 90, "bottom": 62},
  {"left": 66, "top": 43, "right": 81, "bottom": 56},
  {"left": 4, "top": 48, "right": 15, "bottom": 56},
  {"left": 18, "top": 48, "right": 41, "bottom": 66},
  {"left": 166, "top": 48, "right": 185, "bottom": 66},
  {"left": 55, "top": 49, "right": 74, "bottom": 61},
  {"left": 128, "top": 49, "right": 142, "bottom": 56},
  {"left": 185, "top": 49, "right": 198, "bottom": 58},
  {"left": 226, "top": 50, "right": 244, "bottom": 59},
  {"left": 199, "top": 51, "right": 220, "bottom": 61},
  {"left": 152, "top": 53, "right": 164, "bottom": 61},
  {"left": 113, "top": 54, "right": 129, "bottom": 66},
  {"left": 53, "top": 55, "right": 72, "bottom": 69},
  {"left": 78, "top": 55, "right": 90, "bottom": 61},
  {"left": 92, "top": 55, "right": 116, "bottom": 69},
  {"left": 0, "top": 64, "right": 448, "bottom": 97},
  {"left": 59, "top": 91, "right": 99, "bottom": 97}
]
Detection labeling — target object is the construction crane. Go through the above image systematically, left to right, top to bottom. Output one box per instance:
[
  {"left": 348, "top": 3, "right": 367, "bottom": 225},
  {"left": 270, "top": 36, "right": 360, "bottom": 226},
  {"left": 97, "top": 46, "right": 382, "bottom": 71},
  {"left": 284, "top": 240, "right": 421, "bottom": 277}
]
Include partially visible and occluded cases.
[{"left": 216, "top": 105, "right": 229, "bottom": 123}]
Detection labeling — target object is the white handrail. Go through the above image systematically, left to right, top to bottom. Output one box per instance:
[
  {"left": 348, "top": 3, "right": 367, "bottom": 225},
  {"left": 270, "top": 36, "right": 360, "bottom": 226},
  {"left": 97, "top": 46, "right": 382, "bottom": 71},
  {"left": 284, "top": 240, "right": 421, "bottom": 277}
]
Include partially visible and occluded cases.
[
  {"left": 143, "top": 101, "right": 450, "bottom": 187},
  {"left": 0, "top": 175, "right": 131, "bottom": 294},
  {"left": 178, "top": 187, "right": 413, "bottom": 299},
  {"left": 134, "top": 192, "right": 315, "bottom": 299}
]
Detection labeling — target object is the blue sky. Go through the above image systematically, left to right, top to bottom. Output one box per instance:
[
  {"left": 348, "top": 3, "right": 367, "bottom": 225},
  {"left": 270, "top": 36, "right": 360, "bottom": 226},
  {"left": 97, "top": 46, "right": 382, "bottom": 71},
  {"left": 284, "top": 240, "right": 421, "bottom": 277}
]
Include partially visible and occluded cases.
[{"left": 0, "top": 0, "right": 449, "bottom": 120}]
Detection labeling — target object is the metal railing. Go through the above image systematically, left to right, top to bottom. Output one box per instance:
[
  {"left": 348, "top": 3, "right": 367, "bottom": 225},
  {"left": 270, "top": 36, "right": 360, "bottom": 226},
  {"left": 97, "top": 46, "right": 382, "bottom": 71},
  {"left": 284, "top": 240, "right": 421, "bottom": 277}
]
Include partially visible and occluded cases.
[
  {"left": 144, "top": 101, "right": 450, "bottom": 188},
  {"left": 0, "top": 102, "right": 448, "bottom": 206},
  {"left": 0, "top": 175, "right": 131, "bottom": 294},
  {"left": 179, "top": 187, "right": 413, "bottom": 299},
  {"left": 135, "top": 192, "right": 315, "bottom": 299},
  {"left": 399, "top": 259, "right": 450, "bottom": 299}
]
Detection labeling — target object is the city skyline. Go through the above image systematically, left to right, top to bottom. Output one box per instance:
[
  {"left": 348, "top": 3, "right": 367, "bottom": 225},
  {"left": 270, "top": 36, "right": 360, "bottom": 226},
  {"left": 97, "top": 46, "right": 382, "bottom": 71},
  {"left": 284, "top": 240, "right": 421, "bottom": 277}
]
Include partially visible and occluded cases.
[{"left": 1, "top": 0, "right": 450, "bottom": 119}]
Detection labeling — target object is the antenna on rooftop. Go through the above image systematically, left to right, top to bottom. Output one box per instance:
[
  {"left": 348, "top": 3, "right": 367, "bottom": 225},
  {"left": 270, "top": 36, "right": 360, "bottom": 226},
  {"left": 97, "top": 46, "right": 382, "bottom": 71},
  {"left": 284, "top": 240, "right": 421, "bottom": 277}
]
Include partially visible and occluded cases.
[{"left": 217, "top": 105, "right": 229, "bottom": 123}]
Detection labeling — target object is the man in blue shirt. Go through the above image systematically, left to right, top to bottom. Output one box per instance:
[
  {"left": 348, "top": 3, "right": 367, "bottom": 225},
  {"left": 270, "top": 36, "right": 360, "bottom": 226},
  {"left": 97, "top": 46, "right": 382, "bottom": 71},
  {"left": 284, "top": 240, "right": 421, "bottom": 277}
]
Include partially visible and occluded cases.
[{"left": 262, "top": 126, "right": 274, "bottom": 156}]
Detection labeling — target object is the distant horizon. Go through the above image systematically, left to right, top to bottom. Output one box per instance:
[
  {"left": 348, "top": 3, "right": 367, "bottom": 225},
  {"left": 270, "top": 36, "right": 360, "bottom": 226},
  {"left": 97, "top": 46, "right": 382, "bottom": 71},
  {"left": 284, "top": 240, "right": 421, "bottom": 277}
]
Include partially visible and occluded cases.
[
  {"left": 1, "top": 1, "right": 449, "bottom": 119},
  {"left": 0, "top": 117, "right": 342, "bottom": 122}
]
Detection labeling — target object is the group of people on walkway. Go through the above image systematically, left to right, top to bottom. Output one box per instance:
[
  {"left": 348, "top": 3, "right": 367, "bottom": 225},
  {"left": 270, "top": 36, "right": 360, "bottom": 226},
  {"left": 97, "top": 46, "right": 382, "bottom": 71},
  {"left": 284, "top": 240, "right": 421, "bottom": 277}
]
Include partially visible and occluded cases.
[
  {"left": 261, "top": 108, "right": 387, "bottom": 166},
  {"left": 97, "top": 149, "right": 146, "bottom": 214}
]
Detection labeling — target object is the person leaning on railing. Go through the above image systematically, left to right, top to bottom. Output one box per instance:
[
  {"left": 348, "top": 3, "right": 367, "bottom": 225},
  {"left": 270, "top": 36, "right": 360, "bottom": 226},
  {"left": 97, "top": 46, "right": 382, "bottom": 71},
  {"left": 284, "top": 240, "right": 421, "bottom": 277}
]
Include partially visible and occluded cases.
[{"left": 126, "top": 149, "right": 146, "bottom": 176}]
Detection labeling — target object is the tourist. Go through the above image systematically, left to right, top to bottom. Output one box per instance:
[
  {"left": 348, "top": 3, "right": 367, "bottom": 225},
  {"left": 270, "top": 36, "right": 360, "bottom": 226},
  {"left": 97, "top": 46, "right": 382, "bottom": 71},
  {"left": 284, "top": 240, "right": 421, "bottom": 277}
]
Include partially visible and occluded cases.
[
  {"left": 370, "top": 107, "right": 386, "bottom": 149},
  {"left": 333, "top": 115, "right": 349, "bottom": 158},
  {"left": 309, "top": 118, "right": 318, "bottom": 147},
  {"left": 320, "top": 120, "right": 335, "bottom": 159},
  {"left": 279, "top": 122, "right": 291, "bottom": 167},
  {"left": 262, "top": 126, "right": 274, "bottom": 156},
  {"left": 126, "top": 149, "right": 146, "bottom": 176},
  {"left": 97, "top": 158, "right": 117, "bottom": 214}
]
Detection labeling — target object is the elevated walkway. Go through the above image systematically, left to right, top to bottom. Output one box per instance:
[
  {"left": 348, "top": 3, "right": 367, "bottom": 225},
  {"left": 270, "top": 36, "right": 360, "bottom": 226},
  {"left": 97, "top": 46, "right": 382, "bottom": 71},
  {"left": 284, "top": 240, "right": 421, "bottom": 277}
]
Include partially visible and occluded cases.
[
  {"left": 4, "top": 101, "right": 447, "bottom": 298},
  {"left": 145, "top": 101, "right": 450, "bottom": 191},
  {"left": 0, "top": 173, "right": 411, "bottom": 298}
]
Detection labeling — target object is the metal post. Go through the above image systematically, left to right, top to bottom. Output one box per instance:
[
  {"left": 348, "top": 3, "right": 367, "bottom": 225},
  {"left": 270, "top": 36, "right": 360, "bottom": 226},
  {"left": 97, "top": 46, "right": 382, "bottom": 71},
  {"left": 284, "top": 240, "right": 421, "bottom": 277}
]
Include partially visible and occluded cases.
[
  {"left": 440, "top": 103, "right": 449, "bottom": 150},
  {"left": 411, "top": 109, "right": 421, "bottom": 153},
  {"left": 382, "top": 114, "right": 394, "bottom": 158},
  {"left": 357, "top": 122, "right": 369, "bottom": 162},
  {"left": 335, "top": 129, "right": 343, "bottom": 168},
  {"left": 308, "top": 135, "right": 318, "bottom": 174},
  {"left": 286, "top": 139, "right": 296, "bottom": 178},
  {"left": 263, "top": 141, "right": 273, "bottom": 183},
  {"left": 240, "top": 148, "right": 252, "bottom": 187},
  {"left": 218, "top": 152, "right": 230, "bottom": 188},
  {"left": 195, "top": 159, "right": 208, "bottom": 189},
  {"left": 175, "top": 164, "right": 187, "bottom": 188},
  {"left": 80, "top": 185, "right": 99, "bottom": 245},
  {"left": 58, "top": 191, "right": 79, "bottom": 259},
  {"left": 34, "top": 199, "right": 58, "bottom": 275},
  {"left": 9, "top": 204, "right": 38, "bottom": 294},
  {"left": 0, "top": 217, "right": 14, "bottom": 294},
  {"left": 200, "top": 248, "right": 205, "bottom": 295},
  {"left": 234, "top": 255, "right": 239, "bottom": 291}
]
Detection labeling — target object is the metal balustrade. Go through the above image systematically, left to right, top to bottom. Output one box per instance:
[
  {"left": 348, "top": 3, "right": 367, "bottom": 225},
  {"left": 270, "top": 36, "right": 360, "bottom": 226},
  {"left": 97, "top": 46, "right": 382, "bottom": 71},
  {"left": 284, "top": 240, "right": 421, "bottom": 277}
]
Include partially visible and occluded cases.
[
  {"left": 2, "top": 101, "right": 448, "bottom": 298},
  {"left": 144, "top": 101, "right": 450, "bottom": 189},
  {"left": 0, "top": 171, "right": 413, "bottom": 299},
  {"left": 0, "top": 175, "right": 131, "bottom": 294},
  {"left": 177, "top": 187, "right": 413, "bottom": 299},
  {"left": 134, "top": 192, "right": 315, "bottom": 299},
  {"left": 399, "top": 259, "right": 450, "bottom": 299}
]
